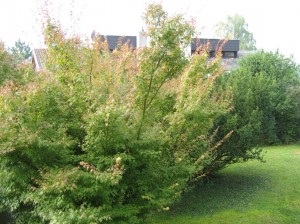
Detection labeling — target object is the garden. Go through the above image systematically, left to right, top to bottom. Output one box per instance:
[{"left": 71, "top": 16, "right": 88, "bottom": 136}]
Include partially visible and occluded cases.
[{"left": 0, "top": 3, "right": 299, "bottom": 224}]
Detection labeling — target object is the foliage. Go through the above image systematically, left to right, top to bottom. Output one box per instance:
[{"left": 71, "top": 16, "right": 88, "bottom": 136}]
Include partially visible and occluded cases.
[
  {"left": 0, "top": 4, "right": 263, "bottom": 223},
  {"left": 214, "top": 14, "right": 256, "bottom": 50},
  {"left": 10, "top": 39, "right": 32, "bottom": 63},
  {"left": 0, "top": 41, "right": 35, "bottom": 87},
  {"left": 0, "top": 42, "right": 17, "bottom": 85},
  {"left": 211, "top": 51, "right": 300, "bottom": 170},
  {"left": 237, "top": 51, "right": 300, "bottom": 143}
]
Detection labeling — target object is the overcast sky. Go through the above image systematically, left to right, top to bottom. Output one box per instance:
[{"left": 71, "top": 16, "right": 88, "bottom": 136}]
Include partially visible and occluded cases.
[{"left": 1, "top": 0, "right": 300, "bottom": 63}]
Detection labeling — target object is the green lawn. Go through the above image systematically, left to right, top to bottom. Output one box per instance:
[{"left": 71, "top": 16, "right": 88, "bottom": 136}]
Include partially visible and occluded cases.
[{"left": 147, "top": 145, "right": 300, "bottom": 224}]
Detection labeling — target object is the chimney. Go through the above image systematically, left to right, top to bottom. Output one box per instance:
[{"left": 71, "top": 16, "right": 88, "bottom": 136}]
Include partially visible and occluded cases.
[{"left": 138, "top": 28, "right": 148, "bottom": 48}]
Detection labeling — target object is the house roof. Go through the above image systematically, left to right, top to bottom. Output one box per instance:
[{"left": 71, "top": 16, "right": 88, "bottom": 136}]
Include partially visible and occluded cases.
[
  {"left": 100, "top": 35, "right": 137, "bottom": 50},
  {"left": 31, "top": 37, "right": 242, "bottom": 72},
  {"left": 191, "top": 38, "right": 239, "bottom": 52},
  {"left": 32, "top": 48, "right": 48, "bottom": 71}
]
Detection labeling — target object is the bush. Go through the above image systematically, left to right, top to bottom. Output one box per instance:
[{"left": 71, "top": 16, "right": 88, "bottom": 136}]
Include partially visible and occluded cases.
[
  {"left": 0, "top": 4, "right": 264, "bottom": 223},
  {"left": 211, "top": 51, "right": 300, "bottom": 172},
  {"left": 236, "top": 51, "right": 300, "bottom": 143}
]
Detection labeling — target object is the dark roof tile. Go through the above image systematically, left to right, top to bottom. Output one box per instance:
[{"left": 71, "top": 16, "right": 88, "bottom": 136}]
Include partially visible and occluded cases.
[
  {"left": 100, "top": 35, "right": 137, "bottom": 50},
  {"left": 192, "top": 38, "right": 239, "bottom": 52}
]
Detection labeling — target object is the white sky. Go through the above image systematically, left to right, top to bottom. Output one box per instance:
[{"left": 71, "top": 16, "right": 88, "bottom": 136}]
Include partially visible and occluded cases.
[{"left": 1, "top": 0, "right": 300, "bottom": 63}]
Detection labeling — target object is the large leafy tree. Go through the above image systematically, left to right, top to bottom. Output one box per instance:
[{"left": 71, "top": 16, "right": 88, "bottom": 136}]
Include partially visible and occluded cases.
[{"left": 214, "top": 14, "right": 256, "bottom": 50}]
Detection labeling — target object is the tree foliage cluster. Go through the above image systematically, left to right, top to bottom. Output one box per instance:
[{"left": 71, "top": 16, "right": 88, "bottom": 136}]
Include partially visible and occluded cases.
[
  {"left": 0, "top": 3, "right": 298, "bottom": 223},
  {"left": 215, "top": 14, "right": 257, "bottom": 50},
  {"left": 10, "top": 39, "right": 32, "bottom": 63},
  {"left": 0, "top": 41, "right": 34, "bottom": 86},
  {"left": 0, "top": 42, "right": 18, "bottom": 85},
  {"left": 212, "top": 51, "right": 300, "bottom": 167}
]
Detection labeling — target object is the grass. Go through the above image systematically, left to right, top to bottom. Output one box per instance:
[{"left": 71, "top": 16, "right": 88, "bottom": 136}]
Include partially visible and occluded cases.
[{"left": 147, "top": 145, "right": 300, "bottom": 224}]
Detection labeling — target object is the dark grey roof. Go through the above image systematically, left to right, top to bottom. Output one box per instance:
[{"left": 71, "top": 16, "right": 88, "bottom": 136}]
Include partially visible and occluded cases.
[
  {"left": 101, "top": 35, "right": 137, "bottom": 50},
  {"left": 192, "top": 38, "right": 239, "bottom": 52}
]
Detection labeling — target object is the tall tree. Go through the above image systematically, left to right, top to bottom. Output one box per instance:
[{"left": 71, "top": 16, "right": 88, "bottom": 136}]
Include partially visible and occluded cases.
[
  {"left": 214, "top": 14, "right": 256, "bottom": 50},
  {"left": 10, "top": 39, "right": 32, "bottom": 63}
]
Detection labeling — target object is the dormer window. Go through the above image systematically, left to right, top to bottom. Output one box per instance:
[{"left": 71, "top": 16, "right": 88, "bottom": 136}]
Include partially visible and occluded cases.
[{"left": 223, "top": 51, "right": 236, "bottom": 58}]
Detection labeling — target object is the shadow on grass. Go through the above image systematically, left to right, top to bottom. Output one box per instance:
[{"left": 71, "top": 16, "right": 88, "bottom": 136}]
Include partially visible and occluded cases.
[{"left": 167, "top": 168, "right": 270, "bottom": 217}]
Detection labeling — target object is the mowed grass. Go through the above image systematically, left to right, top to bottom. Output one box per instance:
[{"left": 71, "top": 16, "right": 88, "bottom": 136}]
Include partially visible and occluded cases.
[{"left": 147, "top": 145, "right": 300, "bottom": 224}]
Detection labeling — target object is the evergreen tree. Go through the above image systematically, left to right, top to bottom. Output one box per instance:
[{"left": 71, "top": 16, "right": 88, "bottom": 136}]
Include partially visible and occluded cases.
[{"left": 10, "top": 39, "right": 32, "bottom": 63}]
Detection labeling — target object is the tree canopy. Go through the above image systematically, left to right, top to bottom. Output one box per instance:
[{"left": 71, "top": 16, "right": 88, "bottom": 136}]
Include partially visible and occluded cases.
[
  {"left": 214, "top": 14, "right": 256, "bottom": 50},
  {"left": 10, "top": 39, "right": 32, "bottom": 63},
  {"left": 0, "top": 41, "right": 34, "bottom": 86},
  {"left": 0, "top": 42, "right": 18, "bottom": 85},
  {"left": 213, "top": 51, "right": 300, "bottom": 164}
]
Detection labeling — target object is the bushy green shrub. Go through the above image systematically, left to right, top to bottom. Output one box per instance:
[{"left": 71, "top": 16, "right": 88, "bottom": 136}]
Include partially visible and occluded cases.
[
  {"left": 0, "top": 4, "right": 264, "bottom": 223},
  {"left": 211, "top": 51, "right": 300, "bottom": 172},
  {"left": 237, "top": 51, "right": 300, "bottom": 143}
]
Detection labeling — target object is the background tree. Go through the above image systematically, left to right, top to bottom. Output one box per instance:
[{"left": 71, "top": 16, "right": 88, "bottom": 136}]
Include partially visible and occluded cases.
[
  {"left": 214, "top": 14, "right": 256, "bottom": 50},
  {"left": 10, "top": 39, "right": 32, "bottom": 63},
  {"left": 0, "top": 41, "right": 18, "bottom": 85},
  {"left": 0, "top": 41, "right": 35, "bottom": 87},
  {"left": 211, "top": 51, "right": 300, "bottom": 174},
  {"left": 234, "top": 51, "right": 300, "bottom": 144}
]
